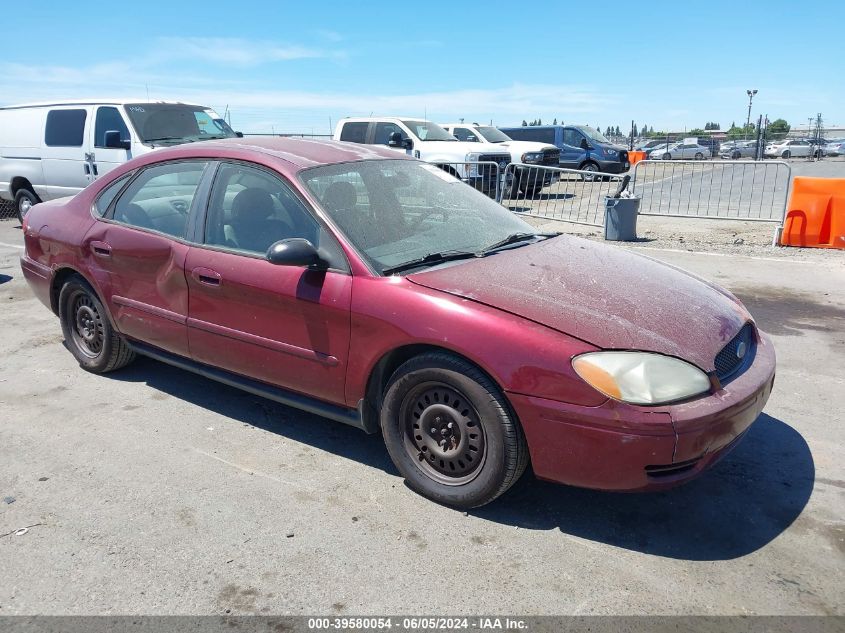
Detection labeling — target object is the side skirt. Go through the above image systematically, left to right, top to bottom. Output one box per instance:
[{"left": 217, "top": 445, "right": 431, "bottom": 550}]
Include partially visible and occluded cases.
[{"left": 127, "top": 341, "right": 373, "bottom": 433}]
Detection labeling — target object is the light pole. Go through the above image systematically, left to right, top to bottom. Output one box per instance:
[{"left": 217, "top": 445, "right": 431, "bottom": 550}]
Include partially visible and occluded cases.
[{"left": 745, "top": 89, "right": 757, "bottom": 140}]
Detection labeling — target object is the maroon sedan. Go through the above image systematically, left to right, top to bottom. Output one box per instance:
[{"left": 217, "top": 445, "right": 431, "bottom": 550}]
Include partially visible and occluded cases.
[{"left": 20, "top": 138, "right": 775, "bottom": 508}]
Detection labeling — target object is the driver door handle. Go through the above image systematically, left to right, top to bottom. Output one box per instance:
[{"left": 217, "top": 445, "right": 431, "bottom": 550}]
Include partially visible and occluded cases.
[{"left": 192, "top": 267, "right": 222, "bottom": 287}]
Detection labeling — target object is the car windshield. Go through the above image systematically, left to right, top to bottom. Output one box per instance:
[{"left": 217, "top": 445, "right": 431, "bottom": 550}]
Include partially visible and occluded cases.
[
  {"left": 124, "top": 103, "right": 238, "bottom": 144},
  {"left": 400, "top": 120, "right": 456, "bottom": 141},
  {"left": 576, "top": 125, "right": 611, "bottom": 144},
  {"left": 476, "top": 126, "right": 512, "bottom": 143},
  {"left": 301, "top": 159, "right": 537, "bottom": 275}
]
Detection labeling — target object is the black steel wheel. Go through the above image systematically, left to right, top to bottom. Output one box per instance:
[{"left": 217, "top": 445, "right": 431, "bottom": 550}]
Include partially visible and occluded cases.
[
  {"left": 694, "top": 152, "right": 704, "bottom": 160},
  {"left": 59, "top": 275, "right": 135, "bottom": 373},
  {"left": 381, "top": 352, "right": 528, "bottom": 508},
  {"left": 401, "top": 382, "right": 486, "bottom": 485}
]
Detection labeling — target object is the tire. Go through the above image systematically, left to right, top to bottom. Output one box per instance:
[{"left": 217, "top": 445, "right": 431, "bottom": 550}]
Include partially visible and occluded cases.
[
  {"left": 782, "top": 150, "right": 791, "bottom": 159},
  {"left": 731, "top": 151, "right": 741, "bottom": 160},
  {"left": 694, "top": 152, "right": 704, "bottom": 160},
  {"left": 662, "top": 153, "right": 672, "bottom": 160},
  {"left": 579, "top": 161, "right": 600, "bottom": 181},
  {"left": 15, "top": 188, "right": 40, "bottom": 224},
  {"left": 59, "top": 275, "right": 135, "bottom": 373},
  {"left": 380, "top": 352, "right": 528, "bottom": 508}
]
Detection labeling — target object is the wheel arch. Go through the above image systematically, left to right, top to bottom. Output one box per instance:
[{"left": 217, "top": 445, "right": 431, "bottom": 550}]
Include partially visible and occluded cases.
[
  {"left": 10, "top": 176, "right": 36, "bottom": 198},
  {"left": 50, "top": 266, "right": 116, "bottom": 329},
  {"left": 361, "top": 343, "right": 513, "bottom": 435}
]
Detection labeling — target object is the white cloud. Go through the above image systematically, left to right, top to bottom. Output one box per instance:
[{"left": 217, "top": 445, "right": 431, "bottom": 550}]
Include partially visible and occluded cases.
[{"left": 153, "top": 37, "right": 346, "bottom": 65}]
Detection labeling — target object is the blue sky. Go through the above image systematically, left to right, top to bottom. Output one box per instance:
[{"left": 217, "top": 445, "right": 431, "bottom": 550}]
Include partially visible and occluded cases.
[{"left": 2, "top": 0, "right": 842, "bottom": 135}]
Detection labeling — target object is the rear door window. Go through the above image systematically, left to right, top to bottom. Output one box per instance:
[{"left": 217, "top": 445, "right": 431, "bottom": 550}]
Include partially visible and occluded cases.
[
  {"left": 45, "top": 109, "right": 87, "bottom": 147},
  {"left": 339, "top": 122, "right": 369, "bottom": 144},
  {"left": 510, "top": 128, "right": 555, "bottom": 144},
  {"left": 111, "top": 161, "right": 210, "bottom": 238},
  {"left": 93, "top": 173, "right": 131, "bottom": 217}
]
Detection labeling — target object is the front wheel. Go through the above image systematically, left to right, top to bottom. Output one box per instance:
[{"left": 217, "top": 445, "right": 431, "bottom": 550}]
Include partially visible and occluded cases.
[
  {"left": 782, "top": 150, "right": 791, "bottom": 159},
  {"left": 662, "top": 152, "right": 672, "bottom": 160},
  {"left": 694, "top": 152, "right": 705, "bottom": 160},
  {"left": 579, "top": 161, "right": 600, "bottom": 181},
  {"left": 15, "top": 188, "right": 40, "bottom": 224},
  {"left": 59, "top": 276, "right": 136, "bottom": 373},
  {"left": 380, "top": 352, "right": 528, "bottom": 508}
]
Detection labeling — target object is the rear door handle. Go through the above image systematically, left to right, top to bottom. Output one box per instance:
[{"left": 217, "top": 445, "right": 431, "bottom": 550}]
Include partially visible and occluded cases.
[
  {"left": 90, "top": 241, "right": 111, "bottom": 257},
  {"left": 192, "top": 267, "right": 222, "bottom": 287}
]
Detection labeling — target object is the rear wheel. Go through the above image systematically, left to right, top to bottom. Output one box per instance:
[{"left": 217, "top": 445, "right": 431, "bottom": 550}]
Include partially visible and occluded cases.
[
  {"left": 731, "top": 150, "right": 741, "bottom": 160},
  {"left": 694, "top": 152, "right": 704, "bottom": 160},
  {"left": 14, "top": 188, "right": 40, "bottom": 224},
  {"left": 59, "top": 276, "right": 135, "bottom": 373},
  {"left": 380, "top": 352, "right": 528, "bottom": 508}
]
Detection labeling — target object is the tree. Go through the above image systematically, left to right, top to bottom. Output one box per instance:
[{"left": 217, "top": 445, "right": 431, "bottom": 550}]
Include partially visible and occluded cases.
[
  {"left": 552, "top": 118, "right": 557, "bottom": 125},
  {"left": 767, "top": 118, "right": 790, "bottom": 139},
  {"left": 522, "top": 120, "right": 527, "bottom": 126},
  {"left": 632, "top": 123, "right": 639, "bottom": 137},
  {"left": 614, "top": 125, "right": 621, "bottom": 137},
  {"left": 605, "top": 126, "right": 612, "bottom": 138},
  {"left": 688, "top": 128, "right": 706, "bottom": 137}
]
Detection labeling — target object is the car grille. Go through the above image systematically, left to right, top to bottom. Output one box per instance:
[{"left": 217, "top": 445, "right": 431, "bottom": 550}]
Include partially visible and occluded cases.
[
  {"left": 541, "top": 149, "right": 560, "bottom": 166},
  {"left": 477, "top": 154, "right": 511, "bottom": 179},
  {"left": 714, "top": 323, "right": 756, "bottom": 383}
]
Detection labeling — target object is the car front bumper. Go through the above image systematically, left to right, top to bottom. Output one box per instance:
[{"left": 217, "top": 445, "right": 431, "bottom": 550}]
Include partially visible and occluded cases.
[{"left": 508, "top": 330, "right": 776, "bottom": 491}]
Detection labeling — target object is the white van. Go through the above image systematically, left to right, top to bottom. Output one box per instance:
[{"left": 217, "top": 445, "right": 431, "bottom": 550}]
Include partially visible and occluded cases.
[{"left": 0, "top": 99, "right": 239, "bottom": 221}]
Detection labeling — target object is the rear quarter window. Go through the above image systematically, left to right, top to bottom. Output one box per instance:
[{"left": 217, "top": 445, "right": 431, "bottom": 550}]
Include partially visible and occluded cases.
[{"left": 45, "top": 109, "right": 87, "bottom": 147}]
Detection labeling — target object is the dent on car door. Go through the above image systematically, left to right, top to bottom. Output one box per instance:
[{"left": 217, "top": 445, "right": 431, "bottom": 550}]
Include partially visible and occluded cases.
[
  {"left": 82, "top": 160, "right": 212, "bottom": 357},
  {"left": 185, "top": 161, "right": 352, "bottom": 405}
]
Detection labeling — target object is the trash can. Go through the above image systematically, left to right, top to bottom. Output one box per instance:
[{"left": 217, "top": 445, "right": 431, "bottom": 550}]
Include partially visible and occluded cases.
[{"left": 604, "top": 196, "right": 640, "bottom": 241}]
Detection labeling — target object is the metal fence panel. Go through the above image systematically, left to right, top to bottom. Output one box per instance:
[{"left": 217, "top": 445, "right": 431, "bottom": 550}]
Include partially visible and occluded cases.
[
  {"left": 630, "top": 160, "right": 791, "bottom": 224},
  {"left": 500, "top": 163, "right": 625, "bottom": 227}
]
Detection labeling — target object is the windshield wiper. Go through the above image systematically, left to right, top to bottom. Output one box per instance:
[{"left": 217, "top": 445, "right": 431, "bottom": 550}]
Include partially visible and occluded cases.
[
  {"left": 145, "top": 136, "right": 193, "bottom": 144},
  {"left": 480, "top": 232, "right": 560, "bottom": 254},
  {"left": 382, "top": 251, "right": 479, "bottom": 276}
]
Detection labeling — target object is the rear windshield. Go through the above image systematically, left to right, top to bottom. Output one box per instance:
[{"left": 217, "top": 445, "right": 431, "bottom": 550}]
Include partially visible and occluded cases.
[{"left": 124, "top": 103, "right": 237, "bottom": 145}]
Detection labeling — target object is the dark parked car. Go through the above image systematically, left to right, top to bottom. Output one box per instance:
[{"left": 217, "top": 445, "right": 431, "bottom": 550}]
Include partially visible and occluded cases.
[
  {"left": 499, "top": 125, "right": 630, "bottom": 176},
  {"left": 20, "top": 138, "right": 776, "bottom": 508}
]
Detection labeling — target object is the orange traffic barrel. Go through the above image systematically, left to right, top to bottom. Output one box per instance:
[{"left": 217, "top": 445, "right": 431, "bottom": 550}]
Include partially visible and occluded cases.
[
  {"left": 628, "top": 151, "right": 647, "bottom": 166},
  {"left": 780, "top": 177, "right": 845, "bottom": 249}
]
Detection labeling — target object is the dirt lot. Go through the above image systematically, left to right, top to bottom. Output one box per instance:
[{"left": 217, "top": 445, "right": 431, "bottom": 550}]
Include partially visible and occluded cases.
[{"left": 0, "top": 214, "right": 843, "bottom": 616}]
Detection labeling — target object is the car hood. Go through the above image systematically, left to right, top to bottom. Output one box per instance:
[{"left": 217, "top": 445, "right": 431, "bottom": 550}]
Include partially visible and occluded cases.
[
  {"left": 425, "top": 140, "right": 510, "bottom": 155},
  {"left": 407, "top": 235, "right": 751, "bottom": 371}
]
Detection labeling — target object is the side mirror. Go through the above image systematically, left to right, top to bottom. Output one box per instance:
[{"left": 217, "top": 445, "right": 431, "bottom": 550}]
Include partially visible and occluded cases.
[
  {"left": 104, "top": 130, "right": 131, "bottom": 150},
  {"left": 235, "top": 131, "right": 244, "bottom": 138},
  {"left": 387, "top": 131, "right": 404, "bottom": 147},
  {"left": 579, "top": 138, "right": 590, "bottom": 150},
  {"left": 266, "top": 238, "right": 327, "bottom": 269}
]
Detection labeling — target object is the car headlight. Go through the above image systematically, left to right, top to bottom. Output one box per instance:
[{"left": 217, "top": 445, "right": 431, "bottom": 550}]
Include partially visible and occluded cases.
[
  {"left": 521, "top": 152, "right": 543, "bottom": 163},
  {"left": 464, "top": 153, "right": 482, "bottom": 177},
  {"left": 572, "top": 351, "right": 711, "bottom": 405}
]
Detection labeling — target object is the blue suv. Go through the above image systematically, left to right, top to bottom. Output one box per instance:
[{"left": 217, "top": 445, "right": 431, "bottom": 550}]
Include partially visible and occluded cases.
[{"left": 499, "top": 125, "right": 630, "bottom": 176}]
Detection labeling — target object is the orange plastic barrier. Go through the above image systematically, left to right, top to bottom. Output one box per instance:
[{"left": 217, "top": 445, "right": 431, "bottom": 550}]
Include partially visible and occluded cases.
[
  {"left": 628, "top": 150, "right": 647, "bottom": 166},
  {"left": 780, "top": 177, "right": 845, "bottom": 249}
]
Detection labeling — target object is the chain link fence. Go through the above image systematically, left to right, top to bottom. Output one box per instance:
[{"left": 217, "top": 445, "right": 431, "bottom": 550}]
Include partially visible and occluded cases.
[{"left": 0, "top": 199, "right": 16, "bottom": 221}]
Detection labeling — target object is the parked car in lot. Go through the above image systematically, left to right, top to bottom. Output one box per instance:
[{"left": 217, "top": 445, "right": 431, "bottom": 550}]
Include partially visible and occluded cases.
[
  {"left": 0, "top": 99, "right": 240, "bottom": 223},
  {"left": 333, "top": 117, "right": 510, "bottom": 196},
  {"left": 440, "top": 122, "right": 560, "bottom": 197},
  {"left": 498, "top": 124, "right": 630, "bottom": 177},
  {"left": 19, "top": 137, "right": 776, "bottom": 508},
  {"left": 635, "top": 139, "right": 671, "bottom": 153},
  {"left": 764, "top": 139, "right": 813, "bottom": 159},
  {"left": 719, "top": 140, "right": 758, "bottom": 159},
  {"left": 824, "top": 140, "right": 845, "bottom": 156},
  {"left": 650, "top": 142, "right": 710, "bottom": 160}
]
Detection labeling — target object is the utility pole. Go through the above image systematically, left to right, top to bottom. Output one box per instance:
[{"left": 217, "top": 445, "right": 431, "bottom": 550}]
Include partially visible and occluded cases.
[{"left": 745, "top": 89, "right": 757, "bottom": 140}]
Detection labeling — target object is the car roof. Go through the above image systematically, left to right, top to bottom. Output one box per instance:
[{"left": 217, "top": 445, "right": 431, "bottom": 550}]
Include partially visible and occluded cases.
[
  {"left": 0, "top": 99, "right": 206, "bottom": 110},
  {"left": 147, "top": 136, "right": 412, "bottom": 170}
]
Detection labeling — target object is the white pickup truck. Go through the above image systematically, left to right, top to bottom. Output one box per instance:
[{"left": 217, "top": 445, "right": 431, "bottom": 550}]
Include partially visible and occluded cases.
[
  {"left": 333, "top": 117, "right": 511, "bottom": 196},
  {"left": 441, "top": 123, "right": 560, "bottom": 197}
]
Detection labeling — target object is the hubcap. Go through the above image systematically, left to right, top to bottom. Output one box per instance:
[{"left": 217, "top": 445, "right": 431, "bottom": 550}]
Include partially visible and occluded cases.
[
  {"left": 19, "top": 197, "right": 32, "bottom": 216},
  {"left": 69, "top": 292, "right": 104, "bottom": 358},
  {"left": 402, "top": 383, "right": 486, "bottom": 485}
]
